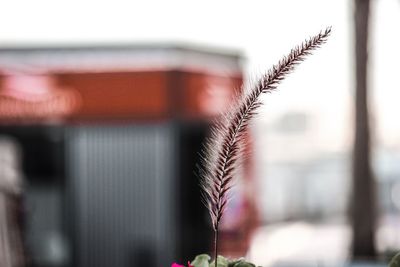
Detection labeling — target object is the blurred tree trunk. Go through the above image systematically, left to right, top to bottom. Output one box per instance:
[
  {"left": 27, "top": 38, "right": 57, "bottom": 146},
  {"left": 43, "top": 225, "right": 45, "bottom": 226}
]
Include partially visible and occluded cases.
[{"left": 351, "top": 0, "right": 377, "bottom": 260}]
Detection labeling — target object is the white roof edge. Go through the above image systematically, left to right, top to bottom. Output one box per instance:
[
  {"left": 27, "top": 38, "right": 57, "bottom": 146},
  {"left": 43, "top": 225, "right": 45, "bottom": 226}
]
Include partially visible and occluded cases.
[{"left": 0, "top": 45, "right": 244, "bottom": 76}]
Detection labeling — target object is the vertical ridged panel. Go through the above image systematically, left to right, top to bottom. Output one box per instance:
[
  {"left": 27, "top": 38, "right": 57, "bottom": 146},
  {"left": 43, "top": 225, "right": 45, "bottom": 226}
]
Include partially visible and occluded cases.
[{"left": 67, "top": 125, "right": 176, "bottom": 267}]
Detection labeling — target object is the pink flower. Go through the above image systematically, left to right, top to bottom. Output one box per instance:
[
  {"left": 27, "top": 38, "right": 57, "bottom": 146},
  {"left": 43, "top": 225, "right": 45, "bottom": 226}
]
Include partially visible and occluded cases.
[{"left": 171, "top": 261, "right": 193, "bottom": 267}]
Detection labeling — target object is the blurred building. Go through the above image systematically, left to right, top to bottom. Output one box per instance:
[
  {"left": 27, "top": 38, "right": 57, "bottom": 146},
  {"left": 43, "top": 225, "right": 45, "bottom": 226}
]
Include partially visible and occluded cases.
[{"left": 0, "top": 45, "right": 247, "bottom": 267}]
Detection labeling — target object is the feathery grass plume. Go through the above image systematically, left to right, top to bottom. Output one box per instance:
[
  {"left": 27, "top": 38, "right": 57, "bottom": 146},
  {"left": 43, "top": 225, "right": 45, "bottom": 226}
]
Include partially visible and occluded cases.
[{"left": 199, "top": 27, "right": 331, "bottom": 266}]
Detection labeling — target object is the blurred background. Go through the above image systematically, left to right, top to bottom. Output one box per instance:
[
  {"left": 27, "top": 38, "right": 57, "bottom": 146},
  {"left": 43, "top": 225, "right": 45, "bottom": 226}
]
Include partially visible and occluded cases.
[{"left": 0, "top": 0, "right": 399, "bottom": 266}]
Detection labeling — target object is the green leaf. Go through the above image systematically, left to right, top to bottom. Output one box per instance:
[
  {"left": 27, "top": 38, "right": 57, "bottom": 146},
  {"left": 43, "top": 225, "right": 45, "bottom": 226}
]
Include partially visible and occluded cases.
[
  {"left": 389, "top": 252, "right": 400, "bottom": 267},
  {"left": 191, "top": 254, "right": 211, "bottom": 267},
  {"left": 210, "top": 255, "right": 229, "bottom": 267},
  {"left": 224, "top": 258, "right": 256, "bottom": 267},
  {"left": 228, "top": 259, "right": 243, "bottom": 267},
  {"left": 232, "top": 261, "right": 256, "bottom": 267}
]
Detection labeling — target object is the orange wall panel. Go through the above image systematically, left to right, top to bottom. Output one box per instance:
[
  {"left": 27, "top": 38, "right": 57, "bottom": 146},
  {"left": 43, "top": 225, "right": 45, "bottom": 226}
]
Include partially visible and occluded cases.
[
  {"left": 0, "top": 70, "right": 243, "bottom": 123},
  {"left": 56, "top": 72, "right": 169, "bottom": 121},
  {"left": 181, "top": 72, "right": 243, "bottom": 119}
]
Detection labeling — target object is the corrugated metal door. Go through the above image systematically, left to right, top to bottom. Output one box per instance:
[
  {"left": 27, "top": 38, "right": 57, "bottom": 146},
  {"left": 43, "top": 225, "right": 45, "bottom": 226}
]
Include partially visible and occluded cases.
[{"left": 66, "top": 125, "right": 176, "bottom": 267}]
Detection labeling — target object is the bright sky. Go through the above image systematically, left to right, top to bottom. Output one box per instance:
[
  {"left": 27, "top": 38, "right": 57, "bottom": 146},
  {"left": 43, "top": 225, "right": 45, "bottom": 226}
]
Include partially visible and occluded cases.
[{"left": 0, "top": 0, "right": 399, "bottom": 149}]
